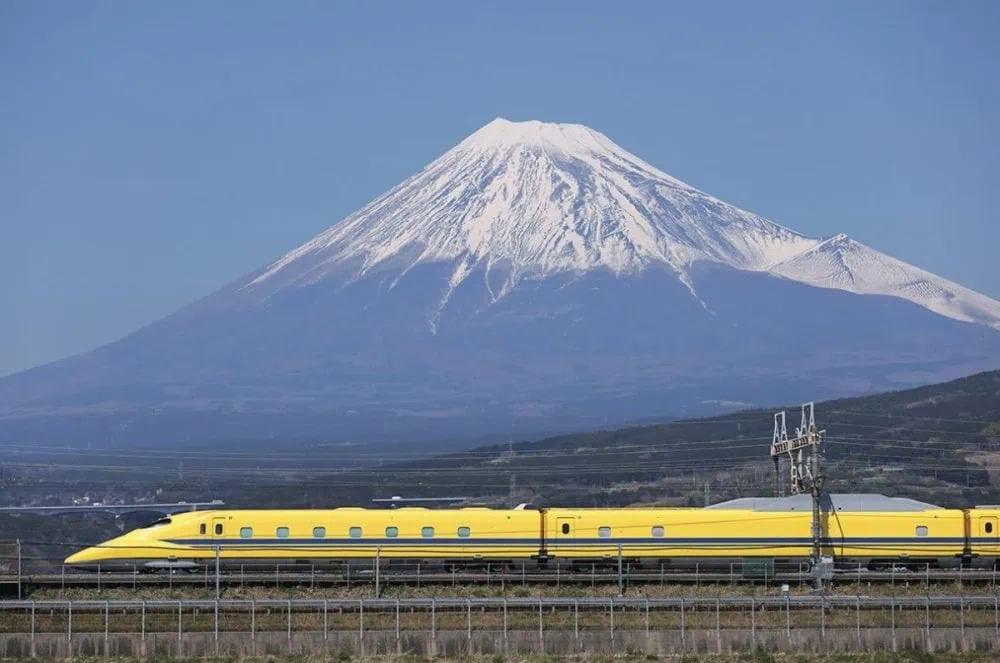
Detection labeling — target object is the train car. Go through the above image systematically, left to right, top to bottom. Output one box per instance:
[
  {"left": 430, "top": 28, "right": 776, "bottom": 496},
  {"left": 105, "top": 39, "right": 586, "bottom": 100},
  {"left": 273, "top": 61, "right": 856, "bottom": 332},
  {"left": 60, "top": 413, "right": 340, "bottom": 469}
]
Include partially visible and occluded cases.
[
  {"left": 64, "top": 494, "right": 992, "bottom": 572},
  {"left": 543, "top": 494, "right": 968, "bottom": 569},
  {"left": 543, "top": 504, "right": 813, "bottom": 568},
  {"left": 967, "top": 505, "right": 1000, "bottom": 568},
  {"left": 64, "top": 506, "right": 542, "bottom": 570}
]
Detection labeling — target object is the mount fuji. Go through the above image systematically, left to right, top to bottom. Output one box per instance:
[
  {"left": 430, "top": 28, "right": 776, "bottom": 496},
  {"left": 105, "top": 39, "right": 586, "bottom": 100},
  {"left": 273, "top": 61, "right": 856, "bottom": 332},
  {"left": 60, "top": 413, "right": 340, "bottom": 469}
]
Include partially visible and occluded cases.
[{"left": 2, "top": 119, "right": 999, "bottom": 444}]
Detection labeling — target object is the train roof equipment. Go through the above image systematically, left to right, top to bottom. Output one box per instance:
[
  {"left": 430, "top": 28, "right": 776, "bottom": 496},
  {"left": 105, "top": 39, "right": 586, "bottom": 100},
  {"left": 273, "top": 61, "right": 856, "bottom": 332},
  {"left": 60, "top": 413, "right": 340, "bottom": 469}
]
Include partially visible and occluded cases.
[{"left": 707, "top": 493, "right": 942, "bottom": 512}]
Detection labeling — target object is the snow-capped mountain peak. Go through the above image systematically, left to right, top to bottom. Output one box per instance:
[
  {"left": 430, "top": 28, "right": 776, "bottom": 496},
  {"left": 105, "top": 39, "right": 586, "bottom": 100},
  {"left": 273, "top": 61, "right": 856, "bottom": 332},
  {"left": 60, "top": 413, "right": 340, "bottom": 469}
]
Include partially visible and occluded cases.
[
  {"left": 245, "top": 119, "right": 1000, "bottom": 331},
  {"left": 250, "top": 119, "right": 816, "bottom": 286},
  {"left": 768, "top": 233, "right": 1000, "bottom": 330}
]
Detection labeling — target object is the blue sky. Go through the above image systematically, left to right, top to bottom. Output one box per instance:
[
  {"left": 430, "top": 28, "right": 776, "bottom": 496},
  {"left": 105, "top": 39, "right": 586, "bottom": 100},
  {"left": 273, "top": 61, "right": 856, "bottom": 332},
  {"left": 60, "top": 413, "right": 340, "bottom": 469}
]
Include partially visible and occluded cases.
[{"left": 1, "top": 1, "right": 998, "bottom": 376}]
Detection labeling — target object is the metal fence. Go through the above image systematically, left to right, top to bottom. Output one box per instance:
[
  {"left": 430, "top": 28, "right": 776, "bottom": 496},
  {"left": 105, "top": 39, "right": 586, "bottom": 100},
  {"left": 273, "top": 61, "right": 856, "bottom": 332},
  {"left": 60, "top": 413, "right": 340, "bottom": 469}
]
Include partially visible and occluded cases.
[
  {"left": 2, "top": 595, "right": 999, "bottom": 636},
  {"left": 3, "top": 596, "right": 999, "bottom": 656}
]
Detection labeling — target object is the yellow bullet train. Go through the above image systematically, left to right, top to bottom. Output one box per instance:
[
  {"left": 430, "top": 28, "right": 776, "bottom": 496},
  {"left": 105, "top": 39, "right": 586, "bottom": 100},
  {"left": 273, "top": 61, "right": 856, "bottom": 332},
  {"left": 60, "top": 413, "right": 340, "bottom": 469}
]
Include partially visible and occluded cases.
[{"left": 65, "top": 494, "right": 1000, "bottom": 571}]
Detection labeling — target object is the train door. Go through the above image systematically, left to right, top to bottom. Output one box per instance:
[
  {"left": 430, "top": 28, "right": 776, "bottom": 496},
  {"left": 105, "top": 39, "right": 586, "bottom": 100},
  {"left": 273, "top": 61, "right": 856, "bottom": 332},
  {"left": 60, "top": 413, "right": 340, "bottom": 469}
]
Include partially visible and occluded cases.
[
  {"left": 211, "top": 516, "right": 226, "bottom": 541},
  {"left": 979, "top": 516, "right": 998, "bottom": 552},
  {"left": 555, "top": 517, "right": 574, "bottom": 547}
]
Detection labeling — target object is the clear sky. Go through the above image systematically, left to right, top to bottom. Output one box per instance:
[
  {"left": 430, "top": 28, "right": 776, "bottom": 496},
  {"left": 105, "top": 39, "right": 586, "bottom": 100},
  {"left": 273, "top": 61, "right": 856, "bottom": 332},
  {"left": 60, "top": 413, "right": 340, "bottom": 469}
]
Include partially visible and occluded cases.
[{"left": 2, "top": 1, "right": 998, "bottom": 377}]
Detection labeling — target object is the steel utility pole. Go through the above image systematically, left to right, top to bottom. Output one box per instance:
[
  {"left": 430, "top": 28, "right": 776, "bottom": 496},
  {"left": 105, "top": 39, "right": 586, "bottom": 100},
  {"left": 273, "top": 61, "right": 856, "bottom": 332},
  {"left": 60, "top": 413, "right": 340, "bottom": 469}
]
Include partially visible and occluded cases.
[
  {"left": 770, "top": 402, "right": 828, "bottom": 589},
  {"left": 798, "top": 403, "right": 826, "bottom": 586},
  {"left": 771, "top": 412, "right": 788, "bottom": 497}
]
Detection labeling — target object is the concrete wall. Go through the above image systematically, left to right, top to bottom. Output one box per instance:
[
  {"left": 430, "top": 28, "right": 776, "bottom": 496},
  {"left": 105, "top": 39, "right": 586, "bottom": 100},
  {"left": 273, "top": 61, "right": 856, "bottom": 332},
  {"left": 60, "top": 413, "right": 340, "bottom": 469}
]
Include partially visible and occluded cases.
[{"left": 1, "top": 628, "right": 997, "bottom": 658}]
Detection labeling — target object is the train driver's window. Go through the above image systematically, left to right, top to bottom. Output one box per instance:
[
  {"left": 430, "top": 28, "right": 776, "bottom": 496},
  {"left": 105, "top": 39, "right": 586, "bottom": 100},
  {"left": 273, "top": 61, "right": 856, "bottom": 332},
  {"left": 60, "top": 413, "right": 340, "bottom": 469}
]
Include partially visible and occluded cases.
[
  {"left": 215, "top": 523, "right": 223, "bottom": 536},
  {"left": 561, "top": 523, "right": 570, "bottom": 534},
  {"left": 987, "top": 523, "right": 994, "bottom": 534},
  {"left": 200, "top": 524, "right": 206, "bottom": 535},
  {"left": 386, "top": 526, "right": 398, "bottom": 538},
  {"left": 457, "top": 526, "right": 471, "bottom": 538},
  {"left": 598, "top": 526, "right": 612, "bottom": 538},
  {"left": 651, "top": 526, "right": 665, "bottom": 537},
  {"left": 915, "top": 526, "right": 928, "bottom": 537},
  {"left": 240, "top": 527, "right": 253, "bottom": 539},
  {"left": 276, "top": 527, "right": 290, "bottom": 538},
  {"left": 313, "top": 527, "right": 326, "bottom": 538},
  {"left": 349, "top": 527, "right": 362, "bottom": 538},
  {"left": 422, "top": 527, "right": 435, "bottom": 538}
]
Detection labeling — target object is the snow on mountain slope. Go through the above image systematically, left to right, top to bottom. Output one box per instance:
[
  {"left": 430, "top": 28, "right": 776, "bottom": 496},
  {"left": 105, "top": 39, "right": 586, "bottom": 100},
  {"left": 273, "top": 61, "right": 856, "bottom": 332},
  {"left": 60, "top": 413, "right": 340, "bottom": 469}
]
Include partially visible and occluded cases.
[
  {"left": 244, "top": 118, "right": 1000, "bottom": 332},
  {"left": 247, "top": 118, "right": 817, "bottom": 295},
  {"left": 767, "top": 234, "right": 1000, "bottom": 330}
]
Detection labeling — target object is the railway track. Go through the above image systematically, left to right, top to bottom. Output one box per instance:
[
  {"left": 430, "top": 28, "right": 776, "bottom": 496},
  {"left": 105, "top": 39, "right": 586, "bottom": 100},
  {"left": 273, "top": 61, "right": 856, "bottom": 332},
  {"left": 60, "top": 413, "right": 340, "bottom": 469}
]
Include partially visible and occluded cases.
[{"left": 3, "top": 564, "right": 998, "bottom": 592}]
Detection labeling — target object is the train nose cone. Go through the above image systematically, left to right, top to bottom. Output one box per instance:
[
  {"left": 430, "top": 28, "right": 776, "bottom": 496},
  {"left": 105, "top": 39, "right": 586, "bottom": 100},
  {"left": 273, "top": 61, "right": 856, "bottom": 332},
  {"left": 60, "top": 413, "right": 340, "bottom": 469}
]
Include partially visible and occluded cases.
[{"left": 65, "top": 548, "right": 101, "bottom": 566}]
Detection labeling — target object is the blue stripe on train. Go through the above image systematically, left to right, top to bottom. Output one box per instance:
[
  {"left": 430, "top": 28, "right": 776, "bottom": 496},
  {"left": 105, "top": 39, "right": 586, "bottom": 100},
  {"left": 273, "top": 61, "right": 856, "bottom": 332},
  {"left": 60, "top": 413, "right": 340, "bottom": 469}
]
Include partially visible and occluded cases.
[{"left": 165, "top": 536, "right": 984, "bottom": 546}]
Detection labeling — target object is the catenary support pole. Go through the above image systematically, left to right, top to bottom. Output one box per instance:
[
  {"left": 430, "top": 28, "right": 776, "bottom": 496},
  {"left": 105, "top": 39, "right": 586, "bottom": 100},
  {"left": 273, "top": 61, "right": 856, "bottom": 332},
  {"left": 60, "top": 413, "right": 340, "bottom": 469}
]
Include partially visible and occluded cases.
[
  {"left": 617, "top": 544, "right": 623, "bottom": 595},
  {"left": 215, "top": 545, "right": 221, "bottom": 599}
]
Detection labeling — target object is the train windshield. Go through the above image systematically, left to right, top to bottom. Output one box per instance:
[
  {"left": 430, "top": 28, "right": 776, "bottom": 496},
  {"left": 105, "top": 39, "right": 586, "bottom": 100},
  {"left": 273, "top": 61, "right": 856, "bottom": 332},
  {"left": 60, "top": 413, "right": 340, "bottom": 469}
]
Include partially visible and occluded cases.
[{"left": 140, "top": 518, "right": 173, "bottom": 529}]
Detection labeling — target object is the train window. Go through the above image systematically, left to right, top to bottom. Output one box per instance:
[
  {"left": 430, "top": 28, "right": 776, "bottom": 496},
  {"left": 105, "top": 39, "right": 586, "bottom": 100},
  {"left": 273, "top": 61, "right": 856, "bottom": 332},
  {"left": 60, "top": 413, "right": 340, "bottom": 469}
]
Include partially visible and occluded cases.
[
  {"left": 142, "top": 518, "right": 172, "bottom": 529},
  {"left": 561, "top": 523, "right": 570, "bottom": 534},
  {"left": 987, "top": 523, "right": 994, "bottom": 534},
  {"left": 200, "top": 524, "right": 206, "bottom": 535},
  {"left": 215, "top": 524, "right": 223, "bottom": 536},
  {"left": 386, "top": 526, "right": 399, "bottom": 538},
  {"left": 457, "top": 526, "right": 471, "bottom": 538},
  {"left": 598, "top": 526, "right": 612, "bottom": 538},
  {"left": 651, "top": 526, "right": 665, "bottom": 538},
  {"left": 915, "top": 526, "right": 928, "bottom": 537},
  {"left": 240, "top": 527, "right": 253, "bottom": 539},
  {"left": 276, "top": 527, "right": 290, "bottom": 538},
  {"left": 313, "top": 527, "right": 326, "bottom": 538},
  {"left": 349, "top": 527, "right": 362, "bottom": 538},
  {"left": 422, "top": 527, "right": 435, "bottom": 538}
]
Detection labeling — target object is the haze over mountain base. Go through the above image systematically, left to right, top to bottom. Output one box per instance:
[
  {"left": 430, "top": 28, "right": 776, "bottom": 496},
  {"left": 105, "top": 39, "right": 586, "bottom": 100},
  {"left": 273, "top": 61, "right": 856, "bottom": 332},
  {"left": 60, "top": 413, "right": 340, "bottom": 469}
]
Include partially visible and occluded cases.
[{"left": 2, "top": 264, "right": 997, "bottom": 446}]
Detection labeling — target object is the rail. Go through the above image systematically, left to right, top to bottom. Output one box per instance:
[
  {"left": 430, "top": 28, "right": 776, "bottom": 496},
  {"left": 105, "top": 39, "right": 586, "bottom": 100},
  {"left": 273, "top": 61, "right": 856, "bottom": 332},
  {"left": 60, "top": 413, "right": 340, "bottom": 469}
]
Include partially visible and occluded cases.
[
  {"left": 4, "top": 542, "right": 999, "bottom": 597},
  {"left": 2, "top": 561, "right": 998, "bottom": 594}
]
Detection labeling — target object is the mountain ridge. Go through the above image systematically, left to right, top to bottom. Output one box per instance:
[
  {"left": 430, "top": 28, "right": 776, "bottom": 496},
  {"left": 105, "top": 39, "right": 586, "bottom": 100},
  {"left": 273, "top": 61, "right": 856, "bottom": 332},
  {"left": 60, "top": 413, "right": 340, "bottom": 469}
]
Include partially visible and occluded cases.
[
  {"left": 0, "top": 118, "right": 998, "bottom": 444},
  {"left": 236, "top": 119, "right": 1000, "bottom": 333}
]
